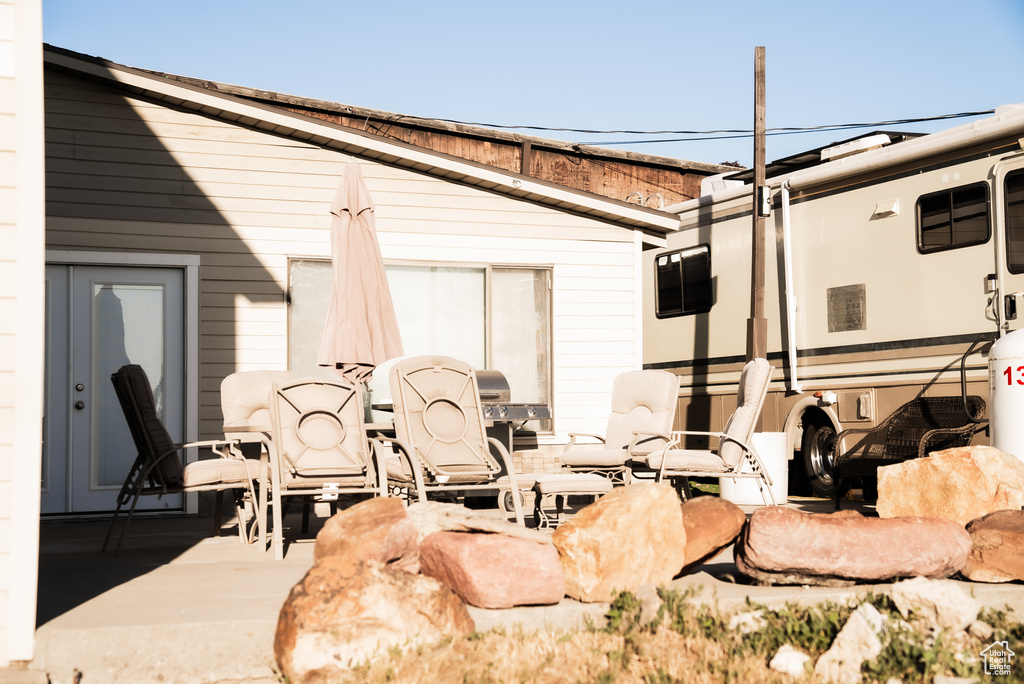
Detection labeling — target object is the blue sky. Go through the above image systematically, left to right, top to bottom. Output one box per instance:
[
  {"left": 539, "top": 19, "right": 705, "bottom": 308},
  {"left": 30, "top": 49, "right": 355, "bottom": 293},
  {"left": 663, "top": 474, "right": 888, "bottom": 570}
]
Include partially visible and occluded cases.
[{"left": 42, "top": 0, "right": 1024, "bottom": 168}]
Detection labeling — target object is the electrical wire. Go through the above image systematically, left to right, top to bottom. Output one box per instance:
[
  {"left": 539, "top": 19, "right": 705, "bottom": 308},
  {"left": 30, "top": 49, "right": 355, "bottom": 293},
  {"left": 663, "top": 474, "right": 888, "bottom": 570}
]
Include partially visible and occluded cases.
[{"left": 398, "top": 110, "right": 995, "bottom": 146}]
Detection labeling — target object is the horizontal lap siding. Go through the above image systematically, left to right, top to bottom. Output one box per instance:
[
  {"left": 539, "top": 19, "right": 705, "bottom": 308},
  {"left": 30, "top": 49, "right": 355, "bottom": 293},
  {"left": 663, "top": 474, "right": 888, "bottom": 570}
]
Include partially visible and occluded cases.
[{"left": 45, "top": 70, "right": 639, "bottom": 442}]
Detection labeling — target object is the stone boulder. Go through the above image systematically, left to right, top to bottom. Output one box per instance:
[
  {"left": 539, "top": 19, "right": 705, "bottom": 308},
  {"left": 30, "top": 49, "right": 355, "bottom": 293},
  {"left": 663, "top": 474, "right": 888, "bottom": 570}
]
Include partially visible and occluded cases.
[
  {"left": 876, "top": 446, "right": 1024, "bottom": 526},
  {"left": 551, "top": 483, "right": 687, "bottom": 603},
  {"left": 678, "top": 496, "right": 746, "bottom": 574},
  {"left": 314, "top": 497, "right": 419, "bottom": 572},
  {"left": 735, "top": 507, "right": 971, "bottom": 586},
  {"left": 962, "top": 509, "right": 1024, "bottom": 583},
  {"left": 419, "top": 530, "right": 565, "bottom": 609},
  {"left": 275, "top": 556, "right": 474, "bottom": 684},
  {"left": 889, "top": 576, "right": 979, "bottom": 632},
  {"left": 812, "top": 603, "right": 886, "bottom": 684}
]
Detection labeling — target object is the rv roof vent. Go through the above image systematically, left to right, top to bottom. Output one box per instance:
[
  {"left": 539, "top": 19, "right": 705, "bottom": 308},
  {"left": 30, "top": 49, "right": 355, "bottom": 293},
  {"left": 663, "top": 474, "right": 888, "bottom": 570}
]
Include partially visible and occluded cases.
[{"left": 820, "top": 134, "right": 892, "bottom": 163}]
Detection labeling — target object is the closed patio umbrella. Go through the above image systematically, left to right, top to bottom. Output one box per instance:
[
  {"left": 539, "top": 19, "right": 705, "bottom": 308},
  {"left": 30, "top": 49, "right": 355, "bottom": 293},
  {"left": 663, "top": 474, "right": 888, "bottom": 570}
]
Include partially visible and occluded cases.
[{"left": 316, "top": 161, "right": 403, "bottom": 383}]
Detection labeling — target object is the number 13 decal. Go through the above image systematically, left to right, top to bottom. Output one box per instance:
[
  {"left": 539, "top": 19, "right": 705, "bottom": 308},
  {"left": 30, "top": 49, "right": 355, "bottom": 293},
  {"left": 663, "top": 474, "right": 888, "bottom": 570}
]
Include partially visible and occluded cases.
[{"left": 1004, "top": 365, "right": 1024, "bottom": 385}]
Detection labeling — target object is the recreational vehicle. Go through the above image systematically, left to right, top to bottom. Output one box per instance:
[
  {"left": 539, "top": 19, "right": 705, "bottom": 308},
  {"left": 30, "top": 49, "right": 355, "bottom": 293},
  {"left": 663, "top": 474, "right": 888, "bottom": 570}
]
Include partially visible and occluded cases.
[{"left": 643, "top": 104, "right": 1024, "bottom": 498}]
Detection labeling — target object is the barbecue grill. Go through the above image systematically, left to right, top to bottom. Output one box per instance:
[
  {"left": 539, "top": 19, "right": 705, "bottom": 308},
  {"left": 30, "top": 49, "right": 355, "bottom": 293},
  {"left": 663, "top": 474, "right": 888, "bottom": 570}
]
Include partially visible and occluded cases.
[{"left": 475, "top": 369, "right": 551, "bottom": 422}]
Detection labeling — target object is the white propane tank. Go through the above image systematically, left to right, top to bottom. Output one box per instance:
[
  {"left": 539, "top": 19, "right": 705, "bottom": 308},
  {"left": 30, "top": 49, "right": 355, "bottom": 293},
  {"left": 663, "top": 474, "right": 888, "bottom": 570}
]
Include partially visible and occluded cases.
[{"left": 988, "top": 328, "right": 1024, "bottom": 463}]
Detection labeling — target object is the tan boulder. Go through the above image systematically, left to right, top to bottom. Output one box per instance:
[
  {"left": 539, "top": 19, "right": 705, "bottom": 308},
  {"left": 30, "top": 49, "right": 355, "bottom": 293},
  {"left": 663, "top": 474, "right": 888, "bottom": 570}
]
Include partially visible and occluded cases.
[
  {"left": 876, "top": 446, "right": 1024, "bottom": 526},
  {"left": 551, "top": 483, "right": 687, "bottom": 603},
  {"left": 313, "top": 496, "right": 419, "bottom": 572},
  {"left": 678, "top": 496, "right": 746, "bottom": 574},
  {"left": 734, "top": 507, "right": 971, "bottom": 586},
  {"left": 962, "top": 509, "right": 1024, "bottom": 583},
  {"left": 419, "top": 531, "right": 564, "bottom": 608},
  {"left": 275, "top": 556, "right": 474, "bottom": 683}
]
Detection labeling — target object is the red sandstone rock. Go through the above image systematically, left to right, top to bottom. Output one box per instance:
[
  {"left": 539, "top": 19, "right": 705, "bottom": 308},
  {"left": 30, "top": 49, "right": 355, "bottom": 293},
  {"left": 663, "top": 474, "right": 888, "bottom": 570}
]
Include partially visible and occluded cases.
[
  {"left": 876, "top": 446, "right": 1024, "bottom": 526},
  {"left": 552, "top": 483, "right": 686, "bottom": 603},
  {"left": 678, "top": 496, "right": 746, "bottom": 574},
  {"left": 313, "top": 497, "right": 418, "bottom": 572},
  {"left": 734, "top": 507, "right": 971, "bottom": 586},
  {"left": 963, "top": 509, "right": 1024, "bottom": 583},
  {"left": 419, "top": 531, "right": 564, "bottom": 608},
  {"left": 275, "top": 556, "right": 474, "bottom": 683}
]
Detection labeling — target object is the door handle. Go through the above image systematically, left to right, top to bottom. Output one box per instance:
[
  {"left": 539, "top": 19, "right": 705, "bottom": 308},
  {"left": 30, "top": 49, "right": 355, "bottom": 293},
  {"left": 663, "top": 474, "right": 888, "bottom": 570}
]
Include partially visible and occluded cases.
[{"left": 74, "top": 401, "right": 85, "bottom": 410}]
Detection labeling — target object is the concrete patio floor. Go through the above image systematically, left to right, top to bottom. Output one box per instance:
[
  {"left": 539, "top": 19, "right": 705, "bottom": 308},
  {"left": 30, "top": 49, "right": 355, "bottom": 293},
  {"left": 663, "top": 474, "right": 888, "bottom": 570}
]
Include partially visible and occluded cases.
[{"left": 14, "top": 495, "right": 1024, "bottom": 684}]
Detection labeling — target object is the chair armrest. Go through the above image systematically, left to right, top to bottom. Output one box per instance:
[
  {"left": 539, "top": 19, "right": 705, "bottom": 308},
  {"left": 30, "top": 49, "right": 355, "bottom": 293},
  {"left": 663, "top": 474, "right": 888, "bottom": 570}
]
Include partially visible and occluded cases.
[
  {"left": 916, "top": 424, "right": 978, "bottom": 458},
  {"left": 834, "top": 426, "right": 877, "bottom": 459},
  {"left": 628, "top": 430, "right": 671, "bottom": 456},
  {"left": 565, "top": 433, "right": 606, "bottom": 450},
  {"left": 371, "top": 434, "right": 427, "bottom": 502}
]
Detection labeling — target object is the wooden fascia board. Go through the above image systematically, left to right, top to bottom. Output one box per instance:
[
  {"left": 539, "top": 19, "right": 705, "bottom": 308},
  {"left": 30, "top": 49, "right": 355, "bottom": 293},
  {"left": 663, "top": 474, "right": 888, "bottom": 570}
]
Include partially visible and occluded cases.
[{"left": 44, "top": 49, "right": 681, "bottom": 235}]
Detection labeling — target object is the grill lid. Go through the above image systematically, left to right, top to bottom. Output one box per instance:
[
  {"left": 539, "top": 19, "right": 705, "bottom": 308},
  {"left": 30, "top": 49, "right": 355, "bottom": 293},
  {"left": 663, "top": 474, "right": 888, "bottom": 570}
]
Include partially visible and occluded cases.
[{"left": 476, "top": 369, "right": 511, "bottom": 403}]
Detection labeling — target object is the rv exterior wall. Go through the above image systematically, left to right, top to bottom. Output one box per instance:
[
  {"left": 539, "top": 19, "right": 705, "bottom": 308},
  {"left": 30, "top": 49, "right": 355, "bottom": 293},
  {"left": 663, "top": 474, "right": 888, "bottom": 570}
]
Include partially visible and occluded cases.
[{"left": 644, "top": 111, "right": 1024, "bottom": 493}]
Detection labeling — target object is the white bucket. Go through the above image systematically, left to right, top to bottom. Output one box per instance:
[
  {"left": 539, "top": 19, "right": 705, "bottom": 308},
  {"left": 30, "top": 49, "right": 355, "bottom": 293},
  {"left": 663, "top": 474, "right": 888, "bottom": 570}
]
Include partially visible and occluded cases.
[{"left": 719, "top": 432, "right": 789, "bottom": 505}]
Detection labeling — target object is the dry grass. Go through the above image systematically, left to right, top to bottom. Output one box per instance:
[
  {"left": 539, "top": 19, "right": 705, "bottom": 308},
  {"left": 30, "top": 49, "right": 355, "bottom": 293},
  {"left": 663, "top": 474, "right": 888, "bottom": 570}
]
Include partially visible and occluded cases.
[
  {"left": 325, "top": 589, "right": 1024, "bottom": 684},
  {"left": 339, "top": 626, "right": 788, "bottom": 684}
]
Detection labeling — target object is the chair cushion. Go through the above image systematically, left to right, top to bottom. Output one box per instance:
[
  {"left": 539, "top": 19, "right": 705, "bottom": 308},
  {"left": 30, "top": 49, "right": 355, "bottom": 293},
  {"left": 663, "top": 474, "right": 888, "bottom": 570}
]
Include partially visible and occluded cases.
[
  {"left": 720, "top": 358, "right": 771, "bottom": 468},
  {"left": 221, "top": 370, "right": 298, "bottom": 431},
  {"left": 604, "top": 370, "right": 680, "bottom": 449},
  {"left": 561, "top": 447, "right": 630, "bottom": 467},
  {"left": 643, "top": 449, "right": 729, "bottom": 473},
  {"left": 182, "top": 457, "right": 262, "bottom": 488},
  {"left": 533, "top": 473, "right": 614, "bottom": 495},
  {"left": 495, "top": 474, "right": 537, "bottom": 490}
]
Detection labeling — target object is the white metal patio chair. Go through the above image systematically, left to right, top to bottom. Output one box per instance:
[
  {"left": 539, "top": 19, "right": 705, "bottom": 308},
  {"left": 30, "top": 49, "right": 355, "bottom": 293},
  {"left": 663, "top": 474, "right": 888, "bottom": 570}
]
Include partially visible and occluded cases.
[
  {"left": 386, "top": 355, "right": 525, "bottom": 526},
  {"left": 629, "top": 357, "right": 777, "bottom": 506},
  {"left": 560, "top": 369, "right": 681, "bottom": 484},
  {"left": 266, "top": 377, "right": 388, "bottom": 559}
]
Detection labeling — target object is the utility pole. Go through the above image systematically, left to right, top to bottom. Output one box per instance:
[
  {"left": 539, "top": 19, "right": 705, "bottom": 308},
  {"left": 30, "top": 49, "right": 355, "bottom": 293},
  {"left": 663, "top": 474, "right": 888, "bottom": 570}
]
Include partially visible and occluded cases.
[{"left": 748, "top": 46, "right": 768, "bottom": 361}]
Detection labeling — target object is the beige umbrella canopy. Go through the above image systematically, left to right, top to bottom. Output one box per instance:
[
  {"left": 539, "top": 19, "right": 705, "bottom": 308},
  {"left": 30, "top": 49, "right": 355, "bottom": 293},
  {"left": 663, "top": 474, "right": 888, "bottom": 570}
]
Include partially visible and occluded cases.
[{"left": 316, "top": 161, "right": 403, "bottom": 383}]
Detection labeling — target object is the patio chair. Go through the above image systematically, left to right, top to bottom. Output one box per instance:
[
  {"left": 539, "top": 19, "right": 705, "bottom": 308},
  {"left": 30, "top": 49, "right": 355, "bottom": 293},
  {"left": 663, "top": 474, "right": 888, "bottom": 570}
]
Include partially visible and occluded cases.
[
  {"left": 387, "top": 355, "right": 525, "bottom": 525},
  {"left": 629, "top": 357, "right": 777, "bottom": 506},
  {"left": 104, "top": 364, "right": 262, "bottom": 555},
  {"left": 220, "top": 369, "right": 297, "bottom": 548},
  {"left": 560, "top": 370, "right": 681, "bottom": 484},
  {"left": 266, "top": 377, "right": 388, "bottom": 559},
  {"left": 832, "top": 394, "right": 986, "bottom": 509}
]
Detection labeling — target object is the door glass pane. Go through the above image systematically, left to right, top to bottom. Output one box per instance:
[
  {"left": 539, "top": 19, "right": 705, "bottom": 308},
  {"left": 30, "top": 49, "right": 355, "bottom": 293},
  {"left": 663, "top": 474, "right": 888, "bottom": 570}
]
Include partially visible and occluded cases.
[
  {"left": 1007, "top": 170, "right": 1024, "bottom": 273},
  {"left": 288, "top": 260, "right": 336, "bottom": 378},
  {"left": 92, "top": 283, "right": 165, "bottom": 487}
]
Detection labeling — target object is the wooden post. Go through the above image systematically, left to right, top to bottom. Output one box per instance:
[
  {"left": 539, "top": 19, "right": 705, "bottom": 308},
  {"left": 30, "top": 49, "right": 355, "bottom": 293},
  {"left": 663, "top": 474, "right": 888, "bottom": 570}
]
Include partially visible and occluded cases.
[{"left": 748, "top": 46, "right": 768, "bottom": 362}]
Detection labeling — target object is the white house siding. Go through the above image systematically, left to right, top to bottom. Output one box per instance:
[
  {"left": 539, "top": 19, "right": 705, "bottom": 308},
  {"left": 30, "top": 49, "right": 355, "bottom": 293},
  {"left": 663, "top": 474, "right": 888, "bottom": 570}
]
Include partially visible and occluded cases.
[
  {"left": 1, "top": 0, "right": 44, "bottom": 665},
  {"left": 43, "top": 70, "right": 642, "bottom": 446}
]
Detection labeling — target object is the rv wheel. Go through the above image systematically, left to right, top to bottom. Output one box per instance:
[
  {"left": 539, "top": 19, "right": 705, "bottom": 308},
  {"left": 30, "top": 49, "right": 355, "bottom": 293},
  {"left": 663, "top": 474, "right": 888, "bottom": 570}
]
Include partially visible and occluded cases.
[{"left": 801, "top": 422, "right": 837, "bottom": 499}]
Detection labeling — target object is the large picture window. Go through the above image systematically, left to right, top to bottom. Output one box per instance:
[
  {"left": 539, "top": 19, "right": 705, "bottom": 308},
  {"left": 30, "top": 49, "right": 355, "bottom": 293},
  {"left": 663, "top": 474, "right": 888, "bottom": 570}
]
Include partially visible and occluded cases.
[
  {"left": 917, "top": 182, "right": 990, "bottom": 253},
  {"left": 654, "top": 245, "right": 712, "bottom": 318},
  {"left": 288, "top": 259, "right": 552, "bottom": 429}
]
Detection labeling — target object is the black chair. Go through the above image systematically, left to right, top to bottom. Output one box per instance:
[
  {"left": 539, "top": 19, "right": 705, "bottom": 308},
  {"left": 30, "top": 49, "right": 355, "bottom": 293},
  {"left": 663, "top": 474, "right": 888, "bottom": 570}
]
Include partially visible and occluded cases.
[
  {"left": 103, "top": 364, "right": 262, "bottom": 554},
  {"left": 833, "top": 395, "right": 986, "bottom": 509}
]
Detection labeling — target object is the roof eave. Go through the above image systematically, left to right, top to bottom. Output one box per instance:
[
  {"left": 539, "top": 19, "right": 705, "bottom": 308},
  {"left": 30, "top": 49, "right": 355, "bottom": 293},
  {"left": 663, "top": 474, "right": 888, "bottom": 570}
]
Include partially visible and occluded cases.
[{"left": 43, "top": 45, "right": 681, "bottom": 235}]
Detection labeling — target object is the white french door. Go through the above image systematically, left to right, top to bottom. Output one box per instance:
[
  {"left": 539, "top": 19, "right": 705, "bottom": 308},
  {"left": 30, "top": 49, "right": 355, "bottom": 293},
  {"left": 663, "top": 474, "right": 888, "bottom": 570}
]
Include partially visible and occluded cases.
[{"left": 42, "top": 264, "right": 186, "bottom": 514}]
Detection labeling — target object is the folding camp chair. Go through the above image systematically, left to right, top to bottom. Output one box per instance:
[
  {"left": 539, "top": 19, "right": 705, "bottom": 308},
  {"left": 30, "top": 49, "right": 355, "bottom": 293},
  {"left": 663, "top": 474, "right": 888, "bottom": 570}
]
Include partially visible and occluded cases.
[{"left": 104, "top": 364, "right": 262, "bottom": 554}]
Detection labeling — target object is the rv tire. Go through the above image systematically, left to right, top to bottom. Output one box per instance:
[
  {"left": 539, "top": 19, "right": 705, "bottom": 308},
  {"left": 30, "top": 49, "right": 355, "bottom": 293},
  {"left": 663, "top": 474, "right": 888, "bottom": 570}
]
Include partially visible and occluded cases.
[{"left": 801, "top": 421, "right": 837, "bottom": 499}]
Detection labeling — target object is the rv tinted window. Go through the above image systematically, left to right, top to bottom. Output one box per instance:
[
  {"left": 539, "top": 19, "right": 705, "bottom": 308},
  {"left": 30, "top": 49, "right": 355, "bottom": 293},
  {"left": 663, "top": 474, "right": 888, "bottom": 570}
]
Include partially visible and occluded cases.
[
  {"left": 1006, "top": 170, "right": 1024, "bottom": 273},
  {"left": 917, "top": 182, "right": 990, "bottom": 253},
  {"left": 655, "top": 245, "right": 712, "bottom": 317}
]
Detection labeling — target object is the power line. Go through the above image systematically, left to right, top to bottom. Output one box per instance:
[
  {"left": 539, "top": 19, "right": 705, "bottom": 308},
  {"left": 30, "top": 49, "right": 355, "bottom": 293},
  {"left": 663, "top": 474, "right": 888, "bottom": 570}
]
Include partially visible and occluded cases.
[{"left": 400, "top": 110, "right": 995, "bottom": 146}]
